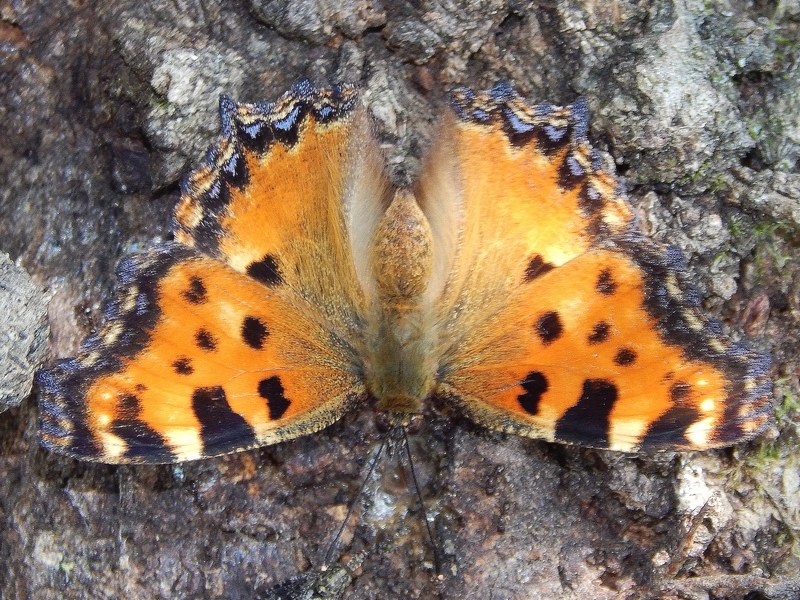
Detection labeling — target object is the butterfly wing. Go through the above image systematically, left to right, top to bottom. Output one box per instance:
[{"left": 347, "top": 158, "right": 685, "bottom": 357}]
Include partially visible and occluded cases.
[
  {"left": 39, "top": 82, "right": 388, "bottom": 462},
  {"left": 421, "top": 84, "right": 772, "bottom": 451}
]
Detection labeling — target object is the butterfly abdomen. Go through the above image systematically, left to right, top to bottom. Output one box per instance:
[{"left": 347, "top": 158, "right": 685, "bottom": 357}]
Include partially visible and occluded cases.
[{"left": 366, "top": 190, "right": 437, "bottom": 414}]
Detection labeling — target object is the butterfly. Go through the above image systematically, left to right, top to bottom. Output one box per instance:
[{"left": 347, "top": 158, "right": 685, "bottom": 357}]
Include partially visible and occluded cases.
[{"left": 37, "top": 80, "right": 773, "bottom": 464}]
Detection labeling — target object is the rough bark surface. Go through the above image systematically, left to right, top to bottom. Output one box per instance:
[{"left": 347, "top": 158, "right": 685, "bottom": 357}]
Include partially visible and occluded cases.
[
  {"left": 1, "top": 1, "right": 799, "bottom": 598},
  {"left": 0, "top": 253, "right": 48, "bottom": 411}
]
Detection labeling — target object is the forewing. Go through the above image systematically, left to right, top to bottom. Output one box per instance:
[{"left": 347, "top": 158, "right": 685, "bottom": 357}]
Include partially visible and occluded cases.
[{"left": 174, "top": 80, "right": 389, "bottom": 333}]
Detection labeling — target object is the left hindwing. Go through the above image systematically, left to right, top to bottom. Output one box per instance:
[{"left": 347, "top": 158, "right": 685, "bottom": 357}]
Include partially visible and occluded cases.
[{"left": 38, "top": 245, "right": 365, "bottom": 463}]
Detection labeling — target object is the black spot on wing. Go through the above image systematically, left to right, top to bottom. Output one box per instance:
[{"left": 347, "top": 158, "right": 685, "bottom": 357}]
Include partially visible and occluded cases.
[
  {"left": 312, "top": 83, "right": 358, "bottom": 122},
  {"left": 537, "top": 96, "right": 588, "bottom": 153},
  {"left": 247, "top": 254, "right": 283, "bottom": 286},
  {"left": 524, "top": 255, "right": 555, "bottom": 283},
  {"left": 596, "top": 269, "right": 617, "bottom": 295},
  {"left": 182, "top": 276, "right": 208, "bottom": 304},
  {"left": 535, "top": 311, "right": 563, "bottom": 345},
  {"left": 242, "top": 316, "right": 269, "bottom": 349},
  {"left": 587, "top": 321, "right": 610, "bottom": 344},
  {"left": 195, "top": 329, "right": 217, "bottom": 351},
  {"left": 614, "top": 347, "right": 637, "bottom": 366},
  {"left": 172, "top": 357, "right": 194, "bottom": 375},
  {"left": 518, "top": 371, "right": 548, "bottom": 415},
  {"left": 258, "top": 376, "right": 291, "bottom": 420},
  {"left": 554, "top": 379, "right": 618, "bottom": 448},
  {"left": 192, "top": 386, "right": 256, "bottom": 455},
  {"left": 111, "top": 395, "right": 175, "bottom": 462},
  {"left": 641, "top": 404, "right": 701, "bottom": 448}
]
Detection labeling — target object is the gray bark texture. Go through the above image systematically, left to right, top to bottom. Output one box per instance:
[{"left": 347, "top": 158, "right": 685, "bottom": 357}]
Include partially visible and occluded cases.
[{"left": 1, "top": 0, "right": 799, "bottom": 598}]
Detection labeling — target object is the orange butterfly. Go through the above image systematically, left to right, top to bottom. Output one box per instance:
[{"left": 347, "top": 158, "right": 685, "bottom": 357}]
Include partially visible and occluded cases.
[{"left": 37, "top": 81, "right": 772, "bottom": 463}]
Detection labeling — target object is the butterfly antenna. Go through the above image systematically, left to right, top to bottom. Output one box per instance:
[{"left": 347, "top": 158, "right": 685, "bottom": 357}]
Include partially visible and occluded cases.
[
  {"left": 402, "top": 426, "right": 443, "bottom": 575},
  {"left": 321, "top": 427, "right": 392, "bottom": 569}
]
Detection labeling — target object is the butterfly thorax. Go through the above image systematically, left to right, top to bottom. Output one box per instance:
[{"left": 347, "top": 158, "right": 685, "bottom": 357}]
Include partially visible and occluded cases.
[{"left": 365, "top": 190, "right": 437, "bottom": 414}]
